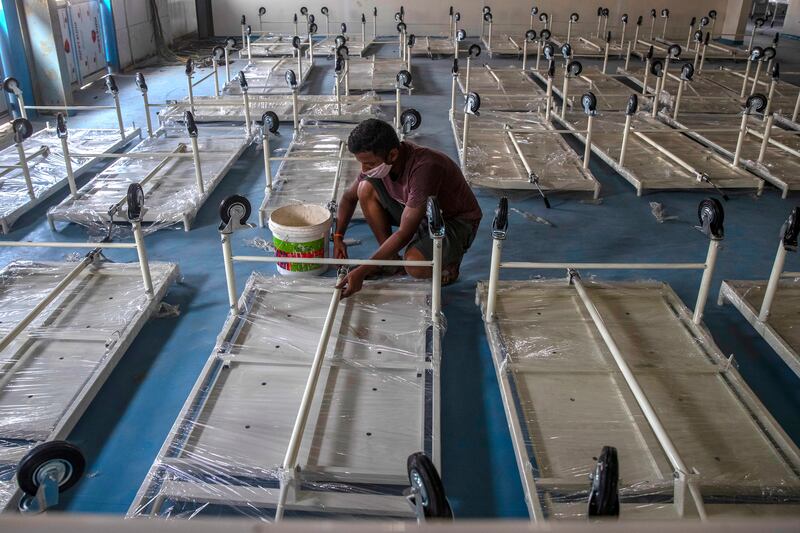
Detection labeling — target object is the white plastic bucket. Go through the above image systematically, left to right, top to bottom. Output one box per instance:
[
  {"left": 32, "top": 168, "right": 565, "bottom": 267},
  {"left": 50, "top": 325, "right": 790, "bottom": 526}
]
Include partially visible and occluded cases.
[{"left": 268, "top": 204, "right": 332, "bottom": 276}]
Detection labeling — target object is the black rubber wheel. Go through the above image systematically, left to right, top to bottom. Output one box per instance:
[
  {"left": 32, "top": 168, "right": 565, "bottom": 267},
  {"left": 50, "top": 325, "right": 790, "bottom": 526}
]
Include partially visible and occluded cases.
[
  {"left": 300, "top": 6, "right": 308, "bottom": 15},
  {"left": 483, "top": 6, "right": 491, "bottom": 15},
  {"left": 258, "top": 7, "right": 266, "bottom": 16},
  {"left": 321, "top": 7, "right": 328, "bottom": 15},
  {"left": 373, "top": 7, "right": 377, "bottom": 17},
  {"left": 531, "top": 7, "right": 538, "bottom": 16},
  {"left": 601, "top": 8, "right": 609, "bottom": 17},
  {"left": 661, "top": 8, "right": 670, "bottom": 17},
  {"left": 650, "top": 9, "right": 657, "bottom": 18},
  {"left": 709, "top": 10, "right": 717, "bottom": 19},
  {"left": 395, "top": 12, "right": 402, "bottom": 22},
  {"left": 454, "top": 12, "right": 461, "bottom": 22},
  {"left": 483, "top": 12, "right": 492, "bottom": 23},
  {"left": 540, "top": 12, "right": 549, "bottom": 22},
  {"left": 570, "top": 12, "right": 579, "bottom": 22},
  {"left": 308, "top": 14, "right": 315, "bottom": 24},
  {"left": 621, "top": 14, "right": 628, "bottom": 23},
  {"left": 241, "top": 15, "right": 246, "bottom": 25},
  {"left": 636, "top": 15, "right": 643, "bottom": 25},
  {"left": 700, "top": 16, "right": 709, "bottom": 27},
  {"left": 755, "top": 17, "right": 765, "bottom": 28},
  {"left": 340, "top": 22, "right": 347, "bottom": 33},
  {"left": 397, "top": 22, "right": 406, "bottom": 33},
  {"left": 309, "top": 23, "right": 318, "bottom": 34},
  {"left": 246, "top": 25, "right": 252, "bottom": 36},
  {"left": 456, "top": 29, "right": 466, "bottom": 41},
  {"left": 525, "top": 29, "right": 536, "bottom": 42},
  {"left": 540, "top": 29, "right": 551, "bottom": 41},
  {"left": 694, "top": 30, "right": 703, "bottom": 42},
  {"left": 408, "top": 34, "right": 416, "bottom": 47},
  {"left": 335, "top": 35, "right": 346, "bottom": 47},
  {"left": 292, "top": 36, "right": 302, "bottom": 49},
  {"left": 225, "top": 37, "right": 236, "bottom": 49},
  {"left": 543, "top": 43, "right": 554, "bottom": 60},
  {"left": 468, "top": 44, "right": 481, "bottom": 57},
  {"left": 561, "top": 44, "right": 572, "bottom": 59},
  {"left": 668, "top": 44, "right": 682, "bottom": 58},
  {"left": 337, "top": 45, "right": 349, "bottom": 58},
  {"left": 645, "top": 45, "right": 654, "bottom": 60},
  {"left": 212, "top": 46, "right": 225, "bottom": 61},
  {"left": 750, "top": 46, "right": 764, "bottom": 60},
  {"left": 763, "top": 46, "right": 776, "bottom": 60},
  {"left": 335, "top": 56, "right": 344, "bottom": 73},
  {"left": 185, "top": 58, "right": 194, "bottom": 77},
  {"left": 451, "top": 59, "right": 459, "bottom": 74},
  {"left": 650, "top": 59, "right": 663, "bottom": 77},
  {"left": 567, "top": 60, "right": 582, "bottom": 77},
  {"left": 681, "top": 63, "right": 695, "bottom": 81},
  {"left": 285, "top": 69, "right": 297, "bottom": 88},
  {"left": 396, "top": 69, "right": 412, "bottom": 87},
  {"left": 237, "top": 71, "right": 248, "bottom": 91},
  {"left": 105, "top": 75, "right": 118, "bottom": 94},
  {"left": 3, "top": 76, "right": 20, "bottom": 94},
  {"left": 466, "top": 92, "right": 481, "bottom": 114},
  {"left": 581, "top": 92, "right": 597, "bottom": 115},
  {"left": 746, "top": 93, "right": 768, "bottom": 114},
  {"left": 626, "top": 94, "right": 638, "bottom": 115},
  {"left": 400, "top": 108, "right": 422, "bottom": 131},
  {"left": 184, "top": 111, "right": 198, "bottom": 137},
  {"left": 262, "top": 111, "right": 280, "bottom": 134},
  {"left": 56, "top": 113, "right": 68, "bottom": 138},
  {"left": 12, "top": 118, "right": 33, "bottom": 142},
  {"left": 127, "top": 183, "right": 145, "bottom": 220},
  {"left": 219, "top": 195, "right": 251, "bottom": 225},
  {"left": 427, "top": 197, "right": 444, "bottom": 237},
  {"left": 698, "top": 197, "right": 725, "bottom": 239},
  {"left": 783, "top": 207, "right": 800, "bottom": 250},
  {"left": 17, "top": 441, "right": 85, "bottom": 497},
  {"left": 587, "top": 446, "right": 620, "bottom": 517},
  {"left": 407, "top": 452, "right": 450, "bottom": 519}
]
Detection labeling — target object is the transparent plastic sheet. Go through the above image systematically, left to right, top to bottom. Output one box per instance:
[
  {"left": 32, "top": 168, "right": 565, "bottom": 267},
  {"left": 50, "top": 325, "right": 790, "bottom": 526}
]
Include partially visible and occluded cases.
[
  {"left": 249, "top": 34, "right": 308, "bottom": 57},
  {"left": 549, "top": 34, "right": 626, "bottom": 58},
  {"left": 312, "top": 36, "right": 372, "bottom": 58},
  {"left": 410, "top": 36, "right": 455, "bottom": 57},
  {"left": 223, "top": 58, "right": 312, "bottom": 96},
  {"left": 343, "top": 58, "right": 407, "bottom": 93},
  {"left": 457, "top": 67, "right": 547, "bottom": 111},
  {"left": 533, "top": 67, "right": 635, "bottom": 112},
  {"left": 158, "top": 94, "right": 383, "bottom": 126},
  {"left": 451, "top": 109, "right": 598, "bottom": 193},
  {"left": 557, "top": 110, "right": 760, "bottom": 191},
  {"left": 666, "top": 113, "right": 800, "bottom": 194},
  {"left": 260, "top": 121, "right": 364, "bottom": 224},
  {"left": 46, "top": 125, "right": 251, "bottom": 234},
  {"left": 0, "top": 126, "right": 139, "bottom": 234},
  {"left": 0, "top": 258, "right": 179, "bottom": 511},
  {"left": 128, "top": 272, "right": 443, "bottom": 521},
  {"left": 476, "top": 278, "right": 800, "bottom": 520}
]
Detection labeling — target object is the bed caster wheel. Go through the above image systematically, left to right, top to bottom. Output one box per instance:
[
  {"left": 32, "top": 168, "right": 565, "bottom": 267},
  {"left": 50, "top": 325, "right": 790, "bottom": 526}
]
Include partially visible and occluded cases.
[
  {"left": 300, "top": 6, "right": 308, "bottom": 16},
  {"left": 258, "top": 7, "right": 266, "bottom": 17},
  {"left": 321, "top": 7, "right": 329, "bottom": 16},
  {"left": 483, "top": 12, "right": 493, "bottom": 23},
  {"left": 570, "top": 12, "right": 579, "bottom": 23},
  {"left": 397, "top": 22, "right": 407, "bottom": 34},
  {"left": 309, "top": 23, "right": 318, "bottom": 35},
  {"left": 456, "top": 29, "right": 466, "bottom": 42},
  {"left": 540, "top": 29, "right": 551, "bottom": 42},
  {"left": 525, "top": 30, "right": 537, "bottom": 42},
  {"left": 225, "top": 37, "right": 236, "bottom": 49},
  {"left": 543, "top": 43, "right": 555, "bottom": 61},
  {"left": 561, "top": 43, "right": 572, "bottom": 60},
  {"left": 468, "top": 44, "right": 481, "bottom": 58},
  {"left": 668, "top": 44, "right": 682, "bottom": 58},
  {"left": 336, "top": 45, "right": 349, "bottom": 58},
  {"left": 212, "top": 46, "right": 225, "bottom": 62},
  {"left": 762, "top": 46, "right": 776, "bottom": 61},
  {"left": 650, "top": 59, "right": 663, "bottom": 77},
  {"left": 567, "top": 60, "right": 583, "bottom": 77},
  {"left": 285, "top": 69, "right": 298, "bottom": 89},
  {"left": 396, "top": 69, "right": 413, "bottom": 89},
  {"left": 237, "top": 71, "right": 248, "bottom": 92},
  {"left": 105, "top": 75, "right": 118, "bottom": 95},
  {"left": 3, "top": 76, "right": 20, "bottom": 94},
  {"left": 465, "top": 92, "right": 481, "bottom": 116},
  {"left": 581, "top": 92, "right": 597, "bottom": 116},
  {"left": 745, "top": 93, "right": 767, "bottom": 115},
  {"left": 625, "top": 94, "right": 638, "bottom": 115},
  {"left": 400, "top": 109, "right": 422, "bottom": 134},
  {"left": 184, "top": 111, "right": 198, "bottom": 137},
  {"left": 261, "top": 111, "right": 280, "bottom": 135},
  {"left": 55, "top": 113, "right": 68, "bottom": 139},
  {"left": 12, "top": 118, "right": 33, "bottom": 144},
  {"left": 127, "top": 183, "right": 145, "bottom": 221},
  {"left": 219, "top": 195, "right": 253, "bottom": 233},
  {"left": 492, "top": 197, "right": 508, "bottom": 238},
  {"left": 698, "top": 198, "right": 725, "bottom": 240},
  {"left": 782, "top": 207, "right": 800, "bottom": 251},
  {"left": 17, "top": 441, "right": 85, "bottom": 514},
  {"left": 587, "top": 445, "right": 619, "bottom": 518},
  {"left": 406, "top": 452, "right": 452, "bottom": 520}
]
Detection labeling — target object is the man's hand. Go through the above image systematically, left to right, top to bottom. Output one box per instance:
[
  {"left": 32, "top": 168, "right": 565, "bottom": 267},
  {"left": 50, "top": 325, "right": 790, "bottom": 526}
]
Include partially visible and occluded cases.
[
  {"left": 333, "top": 236, "right": 348, "bottom": 259},
  {"left": 336, "top": 267, "right": 366, "bottom": 298}
]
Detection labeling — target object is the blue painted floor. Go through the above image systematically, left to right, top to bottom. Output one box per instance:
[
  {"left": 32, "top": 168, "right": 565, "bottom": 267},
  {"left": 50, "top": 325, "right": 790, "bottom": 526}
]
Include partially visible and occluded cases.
[{"left": 4, "top": 35, "right": 800, "bottom": 519}]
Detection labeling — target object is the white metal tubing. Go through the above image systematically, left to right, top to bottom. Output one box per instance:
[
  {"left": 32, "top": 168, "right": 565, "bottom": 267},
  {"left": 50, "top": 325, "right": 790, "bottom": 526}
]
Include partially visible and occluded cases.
[
  {"left": 596, "top": 15, "right": 602, "bottom": 37},
  {"left": 649, "top": 16, "right": 656, "bottom": 40},
  {"left": 661, "top": 16, "right": 668, "bottom": 39},
  {"left": 361, "top": 20, "right": 366, "bottom": 47},
  {"left": 567, "top": 20, "right": 573, "bottom": 44},
  {"left": 488, "top": 21, "right": 493, "bottom": 50},
  {"left": 620, "top": 21, "right": 627, "bottom": 49},
  {"left": 632, "top": 24, "right": 640, "bottom": 52},
  {"left": 686, "top": 25, "right": 693, "bottom": 49},
  {"left": 747, "top": 25, "right": 757, "bottom": 53},
  {"left": 247, "top": 32, "right": 252, "bottom": 59},
  {"left": 308, "top": 32, "right": 314, "bottom": 66},
  {"left": 602, "top": 41, "right": 610, "bottom": 74},
  {"left": 625, "top": 41, "right": 632, "bottom": 71},
  {"left": 699, "top": 43, "right": 708, "bottom": 71},
  {"left": 693, "top": 44, "right": 701, "bottom": 71},
  {"left": 224, "top": 48, "right": 231, "bottom": 83},
  {"left": 297, "top": 48, "right": 303, "bottom": 84},
  {"left": 465, "top": 57, "right": 472, "bottom": 97},
  {"left": 662, "top": 57, "right": 672, "bottom": 95},
  {"left": 212, "top": 58, "right": 221, "bottom": 98},
  {"left": 344, "top": 58, "right": 350, "bottom": 95},
  {"left": 642, "top": 58, "right": 651, "bottom": 96},
  {"left": 740, "top": 60, "right": 752, "bottom": 98},
  {"left": 751, "top": 60, "right": 763, "bottom": 95},
  {"left": 186, "top": 72, "right": 196, "bottom": 116},
  {"left": 450, "top": 73, "right": 457, "bottom": 117},
  {"left": 560, "top": 74, "right": 569, "bottom": 119},
  {"left": 651, "top": 75, "right": 662, "bottom": 118},
  {"left": 545, "top": 77, "right": 553, "bottom": 121},
  {"left": 673, "top": 78, "right": 686, "bottom": 120},
  {"left": 764, "top": 78, "right": 777, "bottom": 118},
  {"left": 394, "top": 87, "right": 401, "bottom": 130},
  {"left": 292, "top": 89, "right": 300, "bottom": 134},
  {"left": 15, "top": 90, "right": 27, "bottom": 120},
  {"left": 793, "top": 91, "right": 800, "bottom": 123},
  {"left": 141, "top": 92, "right": 153, "bottom": 137},
  {"left": 243, "top": 92, "right": 252, "bottom": 135},
  {"left": 113, "top": 93, "right": 125, "bottom": 138},
  {"left": 24, "top": 104, "right": 116, "bottom": 111},
  {"left": 461, "top": 111, "right": 470, "bottom": 168},
  {"left": 733, "top": 112, "right": 749, "bottom": 167},
  {"left": 619, "top": 114, "right": 633, "bottom": 167},
  {"left": 758, "top": 114, "right": 774, "bottom": 163},
  {"left": 583, "top": 115, "right": 593, "bottom": 169},
  {"left": 747, "top": 127, "right": 800, "bottom": 158},
  {"left": 507, "top": 130, "right": 533, "bottom": 176},
  {"left": 634, "top": 131, "right": 699, "bottom": 176},
  {"left": 263, "top": 134, "right": 272, "bottom": 189},
  {"left": 59, "top": 136, "right": 78, "bottom": 199},
  {"left": 189, "top": 136, "right": 204, "bottom": 194},
  {"left": 15, "top": 142, "right": 35, "bottom": 199},
  {"left": 330, "top": 142, "right": 346, "bottom": 202},
  {"left": 132, "top": 219, "right": 154, "bottom": 295},
  {"left": 221, "top": 233, "right": 238, "bottom": 309},
  {"left": 431, "top": 236, "right": 443, "bottom": 325},
  {"left": 486, "top": 237, "right": 503, "bottom": 322},
  {"left": 693, "top": 239, "right": 720, "bottom": 324},
  {"left": 759, "top": 240, "right": 787, "bottom": 321},
  {"left": 0, "top": 241, "right": 135, "bottom": 250},
  {"left": 0, "top": 252, "right": 96, "bottom": 357},
  {"left": 233, "top": 255, "right": 432, "bottom": 267},
  {"left": 501, "top": 261, "right": 705, "bottom": 270},
  {"left": 571, "top": 272, "right": 708, "bottom": 520}
]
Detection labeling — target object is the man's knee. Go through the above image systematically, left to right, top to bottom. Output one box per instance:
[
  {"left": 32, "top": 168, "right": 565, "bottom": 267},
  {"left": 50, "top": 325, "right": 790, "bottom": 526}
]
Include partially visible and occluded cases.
[
  {"left": 357, "top": 180, "right": 379, "bottom": 204},
  {"left": 404, "top": 247, "right": 432, "bottom": 279}
]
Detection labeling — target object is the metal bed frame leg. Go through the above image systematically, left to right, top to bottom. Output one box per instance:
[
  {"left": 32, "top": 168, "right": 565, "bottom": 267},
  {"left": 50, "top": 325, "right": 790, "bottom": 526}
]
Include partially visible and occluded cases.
[
  {"left": 632, "top": 19, "right": 641, "bottom": 53},
  {"left": 602, "top": 34, "right": 610, "bottom": 74},
  {"left": 699, "top": 34, "right": 709, "bottom": 72},
  {"left": 624, "top": 41, "right": 632, "bottom": 71},
  {"left": 224, "top": 46, "right": 231, "bottom": 83},
  {"left": 643, "top": 57, "right": 651, "bottom": 96},
  {"left": 212, "top": 58, "right": 220, "bottom": 98},
  {"left": 740, "top": 58, "right": 753, "bottom": 98},
  {"left": 751, "top": 60, "right": 764, "bottom": 96},
  {"left": 450, "top": 62, "right": 458, "bottom": 118},
  {"left": 186, "top": 63, "right": 195, "bottom": 116},
  {"left": 544, "top": 71, "right": 553, "bottom": 121},
  {"left": 560, "top": 73, "right": 569, "bottom": 119},
  {"left": 651, "top": 74, "right": 662, "bottom": 118},
  {"left": 673, "top": 78, "right": 686, "bottom": 120},
  {"left": 139, "top": 84, "right": 154, "bottom": 137},
  {"left": 13, "top": 87, "right": 27, "bottom": 120},
  {"left": 112, "top": 88, "right": 125, "bottom": 140},
  {"left": 291, "top": 88, "right": 300, "bottom": 136},
  {"left": 792, "top": 91, "right": 800, "bottom": 124},
  {"left": 243, "top": 92, "right": 252, "bottom": 136},
  {"left": 619, "top": 101, "right": 635, "bottom": 167},
  {"left": 461, "top": 109, "right": 470, "bottom": 169},
  {"left": 733, "top": 112, "right": 750, "bottom": 167},
  {"left": 758, "top": 113, "right": 774, "bottom": 164},
  {"left": 583, "top": 114, "right": 594, "bottom": 169},
  {"left": 56, "top": 116, "right": 78, "bottom": 200},
  {"left": 188, "top": 123, "right": 205, "bottom": 195},
  {"left": 262, "top": 131, "right": 272, "bottom": 190},
  {"left": 15, "top": 138, "right": 35, "bottom": 200},
  {"left": 132, "top": 219, "right": 154, "bottom": 296},
  {"left": 486, "top": 224, "right": 505, "bottom": 323},
  {"left": 221, "top": 232, "right": 238, "bottom": 310},
  {"left": 693, "top": 238, "right": 721, "bottom": 325},
  {"left": 759, "top": 238, "right": 789, "bottom": 322}
]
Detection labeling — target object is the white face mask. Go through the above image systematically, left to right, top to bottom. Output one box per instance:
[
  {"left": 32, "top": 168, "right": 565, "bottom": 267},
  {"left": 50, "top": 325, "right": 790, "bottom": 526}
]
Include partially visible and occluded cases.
[{"left": 363, "top": 162, "right": 392, "bottom": 180}]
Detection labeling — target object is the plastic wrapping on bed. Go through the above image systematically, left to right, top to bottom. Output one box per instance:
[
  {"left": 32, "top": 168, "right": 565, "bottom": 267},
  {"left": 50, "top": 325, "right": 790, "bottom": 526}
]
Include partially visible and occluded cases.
[
  {"left": 223, "top": 58, "right": 311, "bottom": 96},
  {"left": 46, "top": 125, "right": 250, "bottom": 233},
  {"left": 0, "top": 258, "right": 179, "bottom": 511},
  {"left": 128, "top": 273, "right": 442, "bottom": 520},
  {"left": 477, "top": 278, "right": 800, "bottom": 520}
]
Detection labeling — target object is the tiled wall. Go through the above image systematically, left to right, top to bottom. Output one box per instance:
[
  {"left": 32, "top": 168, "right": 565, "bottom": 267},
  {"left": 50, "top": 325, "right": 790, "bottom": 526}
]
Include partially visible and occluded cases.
[{"left": 113, "top": 0, "right": 197, "bottom": 69}]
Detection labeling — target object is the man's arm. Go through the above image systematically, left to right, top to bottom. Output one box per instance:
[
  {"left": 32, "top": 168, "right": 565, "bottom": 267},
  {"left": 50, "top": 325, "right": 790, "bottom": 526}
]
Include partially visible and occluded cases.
[
  {"left": 333, "top": 180, "right": 359, "bottom": 259},
  {"left": 337, "top": 204, "right": 426, "bottom": 297}
]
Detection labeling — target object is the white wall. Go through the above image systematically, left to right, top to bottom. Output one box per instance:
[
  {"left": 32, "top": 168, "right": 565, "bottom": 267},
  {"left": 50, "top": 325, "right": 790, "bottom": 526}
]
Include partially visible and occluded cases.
[
  {"left": 114, "top": 0, "right": 198, "bottom": 68},
  {"left": 212, "top": 0, "right": 731, "bottom": 40}
]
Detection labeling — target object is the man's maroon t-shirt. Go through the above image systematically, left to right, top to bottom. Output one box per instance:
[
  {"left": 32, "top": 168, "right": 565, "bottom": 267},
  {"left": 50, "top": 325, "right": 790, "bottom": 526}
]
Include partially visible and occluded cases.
[{"left": 358, "top": 141, "right": 482, "bottom": 223}]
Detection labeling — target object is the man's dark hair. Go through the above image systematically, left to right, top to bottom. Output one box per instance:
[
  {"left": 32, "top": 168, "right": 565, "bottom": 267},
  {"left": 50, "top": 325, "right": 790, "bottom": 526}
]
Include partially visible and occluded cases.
[{"left": 347, "top": 118, "right": 400, "bottom": 158}]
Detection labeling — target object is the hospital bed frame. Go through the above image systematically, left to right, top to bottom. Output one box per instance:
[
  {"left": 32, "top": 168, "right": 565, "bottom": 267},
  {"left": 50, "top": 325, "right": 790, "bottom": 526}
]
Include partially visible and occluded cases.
[
  {"left": 128, "top": 195, "right": 449, "bottom": 521},
  {"left": 0, "top": 196, "right": 179, "bottom": 514},
  {"left": 476, "top": 197, "right": 800, "bottom": 521},
  {"left": 719, "top": 207, "right": 800, "bottom": 378}
]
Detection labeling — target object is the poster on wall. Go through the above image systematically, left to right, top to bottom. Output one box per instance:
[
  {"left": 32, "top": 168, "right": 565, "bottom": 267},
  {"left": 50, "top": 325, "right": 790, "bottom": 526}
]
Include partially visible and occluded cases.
[{"left": 58, "top": 0, "right": 108, "bottom": 86}]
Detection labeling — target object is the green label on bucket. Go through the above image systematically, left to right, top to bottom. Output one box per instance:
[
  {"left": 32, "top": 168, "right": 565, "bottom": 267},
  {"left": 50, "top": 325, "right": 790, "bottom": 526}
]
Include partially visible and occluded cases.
[{"left": 273, "top": 236, "right": 325, "bottom": 272}]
